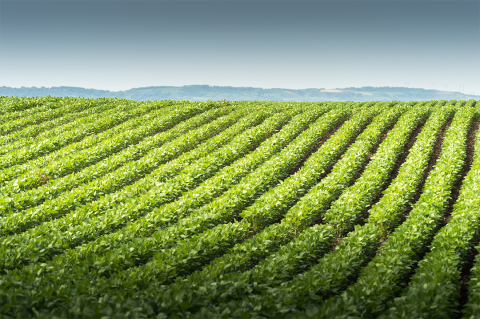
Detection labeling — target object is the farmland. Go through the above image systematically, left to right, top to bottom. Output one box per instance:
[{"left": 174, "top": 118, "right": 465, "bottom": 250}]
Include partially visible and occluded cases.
[{"left": 0, "top": 95, "right": 479, "bottom": 318}]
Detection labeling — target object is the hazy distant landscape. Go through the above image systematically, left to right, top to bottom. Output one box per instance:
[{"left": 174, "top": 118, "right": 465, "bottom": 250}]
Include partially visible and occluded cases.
[{"left": 1, "top": 85, "right": 478, "bottom": 102}]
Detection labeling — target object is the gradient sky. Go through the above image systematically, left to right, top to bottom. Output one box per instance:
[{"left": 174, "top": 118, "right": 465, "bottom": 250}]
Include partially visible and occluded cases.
[{"left": 0, "top": 0, "right": 479, "bottom": 94}]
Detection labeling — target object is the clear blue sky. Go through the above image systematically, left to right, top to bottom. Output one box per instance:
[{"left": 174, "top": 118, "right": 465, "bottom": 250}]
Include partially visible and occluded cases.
[{"left": 0, "top": 0, "right": 479, "bottom": 94}]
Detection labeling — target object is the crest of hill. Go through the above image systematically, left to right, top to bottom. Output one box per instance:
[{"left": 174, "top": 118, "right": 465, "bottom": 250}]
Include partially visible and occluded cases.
[{"left": 0, "top": 85, "right": 478, "bottom": 102}]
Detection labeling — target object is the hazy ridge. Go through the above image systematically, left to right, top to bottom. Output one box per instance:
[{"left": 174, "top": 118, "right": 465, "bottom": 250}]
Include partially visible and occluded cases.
[{"left": 0, "top": 85, "right": 478, "bottom": 102}]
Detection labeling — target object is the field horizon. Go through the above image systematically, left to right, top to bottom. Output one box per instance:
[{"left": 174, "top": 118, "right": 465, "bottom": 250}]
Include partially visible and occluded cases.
[{"left": 1, "top": 85, "right": 479, "bottom": 103}]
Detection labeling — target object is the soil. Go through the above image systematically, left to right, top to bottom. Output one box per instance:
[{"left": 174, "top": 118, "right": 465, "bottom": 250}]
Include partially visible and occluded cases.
[{"left": 455, "top": 119, "right": 480, "bottom": 317}]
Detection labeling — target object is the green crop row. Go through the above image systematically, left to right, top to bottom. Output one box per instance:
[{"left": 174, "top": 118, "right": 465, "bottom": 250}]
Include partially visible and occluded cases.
[
  {"left": 0, "top": 96, "right": 63, "bottom": 114},
  {"left": 0, "top": 96, "right": 63, "bottom": 122},
  {"left": 0, "top": 97, "right": 112, "bottom": 138},
  {"left": 0, "top": 98, "right": 117, "bottom": 146},
  {"left": 1, "top": 99, "right": 478, "bottom": 318},
  {"left": 464, "top": 99, "right": 477, "bottom": 108},
  {"left": 0, "top": 100, "right": 172, "bottom": 169},
  {"left": 0, "top": 100, "right": 123, "bottom": 156},
  {"left": 0, "top": 101, "right": 205, "bottom": 188},
  {"left": 0, "top": 103, "right": 183, "bottom": 194},
  {"left": 0, "top": 103, "right": 226, "bottom": 228},
  {"left": 0, "top": 103, "right": 325, "bottom": 277},
  {"left": 20, "top": 103, "right": 355, "bottom": 317},
  {"left": 244, "top": 103, "right": 395, "bottom": 232},
  {"left": 55, "top": 104, "right": 404, "bottom": 318},
  {"left": 59, "top": 104, "right": 336, "bottom": 271},
  {"left": 134, "top": 104, "right": 386, "bottom": 317},
  {"left": 186, "top": 104, "right": 420, "bottom": 318},
  {"left": 193, "top": 104, "right": 460, "bottom": 317},
  {"left": 0, "top": 105, "right": 238, "bottom": 212},
  {"left": 67, "top": 105, "right": 331, "bottom": 277},
  {"left": 311, "top": 105, "right": 455, "bottom": 318},
  {"left": 322, "top": 106, "right": 431, "bottom": 236},
  {"left": 0, "top": 107, "right": 268, "bottom": 269},
  {"left": 0, "top": 107, "right": 287, "bottom": 267},
  {"left": 110, "top": 107, "right": 357, "bottom": 282},
  {"left": 319, "top": 107, "right": 472, "bottom": 319},
  {"left": 0, "top": 108, "right": 297, "bottom": 316},
  {"left": 7, "top": 108, "right": 270, "bottom": 273},
  {"left": 381, "top": 113, "right": 480, "bottom": 318},
  {"left": 463, "top": 177, "right": 480, "bottom": 318}
]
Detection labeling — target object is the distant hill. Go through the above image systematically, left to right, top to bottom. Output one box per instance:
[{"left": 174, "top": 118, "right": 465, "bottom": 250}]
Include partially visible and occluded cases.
[{"left": 0, "top": 85, "right": 478, "bottom": 102}]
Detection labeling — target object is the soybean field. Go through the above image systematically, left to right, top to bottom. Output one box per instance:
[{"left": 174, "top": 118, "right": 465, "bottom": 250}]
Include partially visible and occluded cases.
[{"left": 1, "top": 96, "right": 480, "bottom": 319}]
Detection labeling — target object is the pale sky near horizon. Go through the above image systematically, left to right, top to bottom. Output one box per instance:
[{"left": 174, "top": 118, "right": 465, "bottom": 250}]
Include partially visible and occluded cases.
[{"left": 0, "top": 0, "right": 479, "bottom": 95}]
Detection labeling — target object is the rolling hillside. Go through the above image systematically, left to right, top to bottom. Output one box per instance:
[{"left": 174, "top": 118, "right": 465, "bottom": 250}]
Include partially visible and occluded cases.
[{"left": 0, "top": 96, "right": 479, "bottom": 318}]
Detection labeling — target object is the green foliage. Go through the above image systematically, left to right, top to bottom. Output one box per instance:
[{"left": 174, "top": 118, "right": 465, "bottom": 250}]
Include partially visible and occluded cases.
[
  {"left": 0, "top": 96, "right": 478, "bottom": 318},
  {"left": 319, "top": 106, "right": 472, "bottom": 318},
  {"left": 382, "top": 108, "right": 479, "bottom": 318}
]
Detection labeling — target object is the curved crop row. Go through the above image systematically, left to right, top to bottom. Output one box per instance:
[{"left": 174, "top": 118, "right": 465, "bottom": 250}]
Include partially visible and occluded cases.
[
  {"left": 0, "top": 96, "right": 60, "bottom": 114},
  {"left": 0, "top": 97, "right": 114, "bottom": 138},
  {"left": 0, "top": 97, "right": 65, "bottom": 123},
  {"left": 0, "top": 99, "right": 173, "bottom": 169},
  {"left": 0, "top": 99, "right": 117, "bottom": 146},
  {"left": 1, "top": 99, "right": 478, "bottom": 319},
  {"left": 0, "top": 100, "right": 123, "bottom": 156},
  {"left": 0, "top": 101, "right": 216, "bottom": 187},
  {"left": 0, "top": 101, "right": 133, "bottom": 151},
  {"left": 0, "top": 103, "right": 180, "bottom": 194},
  {"left": 242, "top": 103, "right": 395, "bottom": 232},
  {"left": 0, "top": 104, "right": 308, "bottom": 272},
  {"left": 5, "top": 104, "right": 355, "bottom": 316},
  {"left": 26, "top": 104, "right": 339, "bottom": 284},
  {"left": 50, "top": 104, "right": 404, "bottom": 318},
  {"left": 126, "top": 104, "right": 387, "bottom": 316},
  {"left": 180, "top": 104, "right": 431, "bottom": 318},
  {"left": 0, "top": 105, "right": 256, "bottom": 237},
  {"left": 0, "top": 105, "right": 223, "bottom": 220},
  {"left": 58, "top": 105, "right": 408, "bottom": 317},
  {"left": 168, "top": 105, "right": 422, "bottom": 318},
  {"left": 0, "top": 106, "right": 238, "bottom": 211},
  {"left": 0, "top": 106, "right": 166, "bottom": 187},
  {"left": 66, "top": 106, "right": 333, "bottom": 275},
  {"left": 195, "top": 106, "right": 457, "bottom": 319},
  {"left": 308, "top": 106, "right": 455, "bottom": 318},
  {"left": 321, "top": 106, "right": 430, "bottom": 236},
  {"left": 0, "top": 107, "right": 333, "bottom": 310},
  {"left": 318, "top": 107, "right": 472, "bottom": 319},
  {"left": 0, "top": 109, "right": 289, "bottom": 272},
  {"left": 8, "top": 109, "right": 271, "bottom": 271},
  {"left": 0, "top": 110, "right": 298, "bottom": 316},
  {"left": 381, "top": 115, "right": 479, "bottom": 318},
  {"left": 463, "top": 160, "right": 480, "bottom": 318}
]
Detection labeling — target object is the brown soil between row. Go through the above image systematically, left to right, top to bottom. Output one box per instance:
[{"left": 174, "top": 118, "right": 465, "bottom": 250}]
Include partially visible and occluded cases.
[
  {"left": 287, "top": 116, "right": 350, "bottom": 177},
  {"left": 371, "top": 116, "right": 453, "bottom": 294},
  {"left": 400, "top": 117, "right": 453, "bottom": 224},
  {"left": 365, "top": 118, "right": 427, "bottom": 225},
  {"left": 456, "top": 119, "right": 480, "bottom": 317}
]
